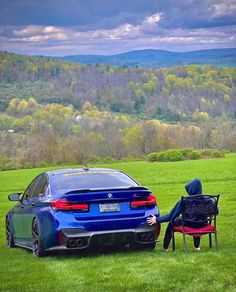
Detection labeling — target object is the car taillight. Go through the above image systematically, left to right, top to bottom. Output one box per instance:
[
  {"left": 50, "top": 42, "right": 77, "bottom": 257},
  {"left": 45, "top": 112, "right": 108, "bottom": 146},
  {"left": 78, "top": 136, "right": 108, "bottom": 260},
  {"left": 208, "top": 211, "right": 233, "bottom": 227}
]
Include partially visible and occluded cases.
[
  {"left": 131, "top": 194, "right": 156, "bottom": 208},
  {"left": 50, "top": 199, "right": 89, "bottom": 211}
]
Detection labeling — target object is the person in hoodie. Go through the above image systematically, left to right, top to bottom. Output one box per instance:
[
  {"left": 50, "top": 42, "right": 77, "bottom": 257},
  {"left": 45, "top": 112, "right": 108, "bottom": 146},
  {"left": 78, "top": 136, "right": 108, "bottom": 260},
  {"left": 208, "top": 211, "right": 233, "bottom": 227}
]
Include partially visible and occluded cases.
[{"left": 147, "top": 178, "right": 204, "bottom": 251}]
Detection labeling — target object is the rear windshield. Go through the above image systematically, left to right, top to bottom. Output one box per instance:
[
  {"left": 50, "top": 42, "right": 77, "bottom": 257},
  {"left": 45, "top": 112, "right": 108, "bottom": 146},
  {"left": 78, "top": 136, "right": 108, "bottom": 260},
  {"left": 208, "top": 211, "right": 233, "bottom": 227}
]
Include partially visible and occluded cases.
[{"left": 52, "top": 171, "right": 139, "bottom": 194}]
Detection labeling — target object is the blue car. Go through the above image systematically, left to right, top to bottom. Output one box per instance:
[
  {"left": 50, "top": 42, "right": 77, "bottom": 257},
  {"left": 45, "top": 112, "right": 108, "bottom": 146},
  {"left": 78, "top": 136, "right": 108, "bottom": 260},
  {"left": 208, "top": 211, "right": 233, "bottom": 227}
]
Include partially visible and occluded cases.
[{"left": 6, "top": 168, "right": 160, "bottom": 257}]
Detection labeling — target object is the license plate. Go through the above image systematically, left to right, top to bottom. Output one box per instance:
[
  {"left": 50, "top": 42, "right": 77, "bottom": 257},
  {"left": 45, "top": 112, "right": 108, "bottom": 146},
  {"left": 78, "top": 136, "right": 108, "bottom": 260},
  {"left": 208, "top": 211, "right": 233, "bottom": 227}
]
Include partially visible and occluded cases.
[{"left": 99, "top": 203, "right": 120, "bottom": 212}]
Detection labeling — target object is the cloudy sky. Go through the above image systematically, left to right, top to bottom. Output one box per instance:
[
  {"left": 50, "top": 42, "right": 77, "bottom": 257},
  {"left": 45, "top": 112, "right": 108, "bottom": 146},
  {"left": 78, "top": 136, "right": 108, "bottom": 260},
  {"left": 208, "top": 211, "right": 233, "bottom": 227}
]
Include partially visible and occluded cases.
[{"left": 0, "top": 0, "right": 235, "bottom": 56}]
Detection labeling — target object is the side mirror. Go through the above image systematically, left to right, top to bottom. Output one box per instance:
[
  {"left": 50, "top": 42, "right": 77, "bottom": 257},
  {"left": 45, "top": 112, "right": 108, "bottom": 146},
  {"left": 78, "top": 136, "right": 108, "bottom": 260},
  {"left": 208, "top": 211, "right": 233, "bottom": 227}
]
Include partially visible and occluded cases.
[{"left": 8, "top": 193, "right": 21, "bottom": 201}]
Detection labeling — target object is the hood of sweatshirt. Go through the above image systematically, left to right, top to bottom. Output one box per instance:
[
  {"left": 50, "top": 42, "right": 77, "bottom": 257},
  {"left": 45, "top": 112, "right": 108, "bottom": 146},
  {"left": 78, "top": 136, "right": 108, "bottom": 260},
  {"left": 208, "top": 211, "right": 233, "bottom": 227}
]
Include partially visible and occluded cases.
[{"left": 185, "top": 178, "right": 202, "bottom": 195}]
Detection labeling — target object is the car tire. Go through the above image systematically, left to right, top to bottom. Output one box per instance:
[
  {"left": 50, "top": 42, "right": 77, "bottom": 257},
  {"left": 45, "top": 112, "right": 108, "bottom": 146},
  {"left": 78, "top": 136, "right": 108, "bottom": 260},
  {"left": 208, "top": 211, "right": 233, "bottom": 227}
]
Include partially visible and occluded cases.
[
  {"left": 6, "top": 218, "right": 15, "bottom": 248},
  {"left": 32, "top": 219, "right": 46, "bottom": 257},
  {"left": 130, "top": 242, "right": 156, "bottom": 251}
]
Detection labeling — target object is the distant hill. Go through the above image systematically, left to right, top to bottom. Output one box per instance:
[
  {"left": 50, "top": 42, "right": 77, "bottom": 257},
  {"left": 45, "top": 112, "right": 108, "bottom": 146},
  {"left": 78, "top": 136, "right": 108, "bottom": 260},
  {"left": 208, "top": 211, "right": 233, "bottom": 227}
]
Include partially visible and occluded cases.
[{"left": 61, "top": 48, "right": 236, "bottom": 67}]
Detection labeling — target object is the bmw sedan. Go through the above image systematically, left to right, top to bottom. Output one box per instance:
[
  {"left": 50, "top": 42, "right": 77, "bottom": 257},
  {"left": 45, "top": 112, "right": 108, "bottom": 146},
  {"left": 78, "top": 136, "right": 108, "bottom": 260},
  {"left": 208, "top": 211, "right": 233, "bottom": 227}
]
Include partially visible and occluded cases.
[{"left": 6, "top": 168, "right": 160, "bottom": 257}]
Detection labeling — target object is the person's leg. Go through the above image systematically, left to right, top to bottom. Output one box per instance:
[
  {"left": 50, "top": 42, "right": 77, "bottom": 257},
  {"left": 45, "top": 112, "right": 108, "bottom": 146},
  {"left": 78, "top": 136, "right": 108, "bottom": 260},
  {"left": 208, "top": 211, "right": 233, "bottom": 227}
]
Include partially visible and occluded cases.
[
  {"left": 163, "top": 223, "right": 173, "bottom": 250},
  {"left": 193, "top": 236, "right": 201, "bottom": 250}
]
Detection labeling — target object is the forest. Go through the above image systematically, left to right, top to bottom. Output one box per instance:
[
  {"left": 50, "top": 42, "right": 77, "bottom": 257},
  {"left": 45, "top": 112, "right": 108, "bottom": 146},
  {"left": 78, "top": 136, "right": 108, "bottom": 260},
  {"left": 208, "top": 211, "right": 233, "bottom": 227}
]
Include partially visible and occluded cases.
[
  {"left": 0, "top": 51, "right": 235, "bottom": 121},
  {"left": 0, "top": 52, "right": 235, "bottom": 169},
  {"left": 0, "top": 97, "right": 234, "bottom": 170}
]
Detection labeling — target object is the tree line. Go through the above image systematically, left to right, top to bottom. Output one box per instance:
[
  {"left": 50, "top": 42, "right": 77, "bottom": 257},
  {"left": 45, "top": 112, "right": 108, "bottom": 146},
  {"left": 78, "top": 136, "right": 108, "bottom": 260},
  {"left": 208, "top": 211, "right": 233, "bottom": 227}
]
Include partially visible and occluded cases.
[
  {"left": 0, "top": 51, "right": 235, "bottom": 121},
  {"left": 0, "top": 98, "right": 235, "bottom": 170}
]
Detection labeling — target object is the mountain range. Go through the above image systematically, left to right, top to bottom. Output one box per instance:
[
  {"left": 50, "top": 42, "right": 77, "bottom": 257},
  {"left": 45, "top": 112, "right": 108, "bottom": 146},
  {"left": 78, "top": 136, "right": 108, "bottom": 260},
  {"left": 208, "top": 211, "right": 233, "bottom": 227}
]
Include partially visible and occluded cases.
[{"left": 60, "top": 48, "right": 236, "bottom": 68}]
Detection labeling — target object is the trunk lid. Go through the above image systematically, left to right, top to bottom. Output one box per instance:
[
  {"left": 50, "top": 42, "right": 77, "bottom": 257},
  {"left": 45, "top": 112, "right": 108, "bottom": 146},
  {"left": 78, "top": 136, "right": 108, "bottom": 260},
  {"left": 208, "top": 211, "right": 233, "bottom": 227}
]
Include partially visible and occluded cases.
[{"left": 59, "top": 187, "right": 153, "bottom": 220}]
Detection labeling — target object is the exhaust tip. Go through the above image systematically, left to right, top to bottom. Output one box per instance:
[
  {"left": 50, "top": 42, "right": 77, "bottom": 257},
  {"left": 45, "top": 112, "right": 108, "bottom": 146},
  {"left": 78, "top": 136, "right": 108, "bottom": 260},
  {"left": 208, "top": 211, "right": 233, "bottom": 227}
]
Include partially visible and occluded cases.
[
  {"left": 140, "top": 233, "right": 155, "bottom": 242},
  {"left": 140, "top": 233, "right": 148, "bottom": 241},
  {"left": 147, "top": 233, "right": 154, "bottom": 241},
  {"left": 76, "top": 238, "right": 84, "bottom": 247},
  {"left": 68, "top": 239, "right": 76, "bottom": 247}
]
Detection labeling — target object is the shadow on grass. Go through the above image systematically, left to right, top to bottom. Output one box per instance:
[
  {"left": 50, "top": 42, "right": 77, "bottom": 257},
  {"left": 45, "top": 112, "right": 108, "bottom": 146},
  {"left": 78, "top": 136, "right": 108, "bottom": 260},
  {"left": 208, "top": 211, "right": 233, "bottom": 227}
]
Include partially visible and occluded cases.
[
  {"left": 21, "top": 244, "right": 158, "bottom": 260},
  {"left": 54, "top": 244, "right": 159, "bottom": 259}
]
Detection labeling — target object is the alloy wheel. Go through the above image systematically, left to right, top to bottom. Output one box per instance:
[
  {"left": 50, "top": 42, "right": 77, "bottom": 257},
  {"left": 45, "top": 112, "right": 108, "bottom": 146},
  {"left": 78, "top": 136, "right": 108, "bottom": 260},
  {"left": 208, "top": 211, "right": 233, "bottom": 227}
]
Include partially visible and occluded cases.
[{"left": 32, "top": 219, "right": 46, "bottom": 257}]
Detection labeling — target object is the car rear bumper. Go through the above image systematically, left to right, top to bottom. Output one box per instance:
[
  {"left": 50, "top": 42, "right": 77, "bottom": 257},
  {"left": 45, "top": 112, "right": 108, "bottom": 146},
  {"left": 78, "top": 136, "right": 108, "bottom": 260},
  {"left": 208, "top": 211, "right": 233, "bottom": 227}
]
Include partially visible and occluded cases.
[{"left": 46, "top": 224, "right": 160, "bottom": 251}]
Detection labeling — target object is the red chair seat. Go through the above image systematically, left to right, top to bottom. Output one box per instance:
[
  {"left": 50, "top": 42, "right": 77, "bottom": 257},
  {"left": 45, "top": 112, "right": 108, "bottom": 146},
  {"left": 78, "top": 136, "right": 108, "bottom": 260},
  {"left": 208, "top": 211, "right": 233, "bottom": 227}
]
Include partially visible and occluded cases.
[{"left": 173, "top": 225, "right": 216, "bottom": 237}]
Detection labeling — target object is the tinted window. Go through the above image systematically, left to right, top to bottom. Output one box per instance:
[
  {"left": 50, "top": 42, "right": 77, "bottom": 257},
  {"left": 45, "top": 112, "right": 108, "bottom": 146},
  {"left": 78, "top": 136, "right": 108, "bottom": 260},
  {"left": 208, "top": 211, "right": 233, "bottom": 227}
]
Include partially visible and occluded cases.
[
  {"left": 52, "top": 171, "right": 139, "bottom": 194},
  {"left": 33, "top": 174, "right": 48, "bottom": 197},
  {"left": 23, "top": 176, "right": 40, "bottom": 198}
]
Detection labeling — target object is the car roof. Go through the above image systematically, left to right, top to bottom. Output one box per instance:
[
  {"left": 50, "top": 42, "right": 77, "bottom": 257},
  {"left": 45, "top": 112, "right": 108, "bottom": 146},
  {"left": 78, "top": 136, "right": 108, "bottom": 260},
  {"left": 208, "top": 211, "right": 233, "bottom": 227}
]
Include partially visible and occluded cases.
[{"left": 46, "top": 168, "right": 120, "bottom": 177}]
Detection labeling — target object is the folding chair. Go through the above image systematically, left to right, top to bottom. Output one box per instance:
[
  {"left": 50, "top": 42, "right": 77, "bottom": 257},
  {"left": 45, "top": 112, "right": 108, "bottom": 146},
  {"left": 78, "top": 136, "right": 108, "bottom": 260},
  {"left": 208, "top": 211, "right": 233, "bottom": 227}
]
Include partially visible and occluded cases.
[{"left": 171, "top": 194, "right": 220, "bottom": 254}]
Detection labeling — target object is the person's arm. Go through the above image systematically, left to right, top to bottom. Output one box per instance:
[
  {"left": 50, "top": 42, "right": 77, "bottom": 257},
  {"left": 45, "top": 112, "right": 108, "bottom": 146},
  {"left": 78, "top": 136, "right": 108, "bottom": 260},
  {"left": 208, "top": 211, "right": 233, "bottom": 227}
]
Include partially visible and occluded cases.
[
  {"left": 208, "top": 196, "right": 219, "bottom": 215},
  {"left": 147, "top": 200, "right": 182, "bottom": 225},
  {"left": 159, "top": 200, "right": 182, "bottom": 223}
]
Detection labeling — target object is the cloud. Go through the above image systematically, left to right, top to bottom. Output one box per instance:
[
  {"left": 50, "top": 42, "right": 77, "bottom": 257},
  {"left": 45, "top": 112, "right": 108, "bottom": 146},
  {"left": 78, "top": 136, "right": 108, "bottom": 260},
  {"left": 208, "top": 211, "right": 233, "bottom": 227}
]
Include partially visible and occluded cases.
[
  {"left": 0, "top": 0, "right": 235, "bottom": 55},
  {"left": 0, "top": 0, "right": 160, "bottom": 28},
  {"left": 1, "top": 0, "right": 236, "bottom": 29},
  {"left": 212, "top": 1, "right": 236, "bottom": 17},
  {"left": 144, "top": 13, "right": 162, "bottom": 25},
  {"left": 1, "top": 21, "right": 235, "bottom": 56},
  {"left": 12, "top": 25, "right": 68, "bottom": 41}
]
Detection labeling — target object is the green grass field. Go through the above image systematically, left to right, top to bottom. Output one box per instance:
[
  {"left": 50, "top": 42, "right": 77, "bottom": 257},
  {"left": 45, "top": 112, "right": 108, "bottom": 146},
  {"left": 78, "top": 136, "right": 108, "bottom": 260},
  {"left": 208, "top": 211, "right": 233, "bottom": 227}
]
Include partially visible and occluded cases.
[{"left": 0, "top": 154, "right": 236, "bottom": 292}]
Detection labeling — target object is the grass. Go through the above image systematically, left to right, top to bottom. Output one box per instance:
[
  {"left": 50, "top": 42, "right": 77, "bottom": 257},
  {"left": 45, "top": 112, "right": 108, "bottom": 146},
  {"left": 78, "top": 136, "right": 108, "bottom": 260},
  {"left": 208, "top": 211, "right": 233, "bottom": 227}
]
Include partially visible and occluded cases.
[{"left": 0, "top": 154, "right": 235, "bottom": 292}]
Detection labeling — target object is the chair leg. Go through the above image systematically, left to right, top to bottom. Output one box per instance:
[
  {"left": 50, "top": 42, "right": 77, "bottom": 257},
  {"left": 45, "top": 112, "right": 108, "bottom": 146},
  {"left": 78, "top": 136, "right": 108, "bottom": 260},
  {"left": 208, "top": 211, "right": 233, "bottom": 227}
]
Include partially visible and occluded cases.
[
  {"left": 172, "top": 231, "right": 175, "bottom": 251},
  {"left": 214, "top": 232, "right": 218, "bottom": 250},
  {"left": 183, "top": 233, "right": 187, "bottom": 254},
  {"left": 209, "top": 233, "right": 212, "bottom": 248}
]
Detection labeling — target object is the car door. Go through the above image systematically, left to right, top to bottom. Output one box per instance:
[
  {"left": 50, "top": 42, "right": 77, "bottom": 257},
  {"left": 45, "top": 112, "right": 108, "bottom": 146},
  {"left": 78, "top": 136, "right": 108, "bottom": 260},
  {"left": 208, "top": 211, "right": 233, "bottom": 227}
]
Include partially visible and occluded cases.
[
  {"left": 22, "top": 174, "right": 48, "bottom": 241},
  {"left": 19, "top": 176, "right": 41, "bottom": 242},
  {"left": 11, "top": 177, "right": 39, "bottom": 242},
  {"left": 10, "top": 201, "right": 24, "bottom": 240}
]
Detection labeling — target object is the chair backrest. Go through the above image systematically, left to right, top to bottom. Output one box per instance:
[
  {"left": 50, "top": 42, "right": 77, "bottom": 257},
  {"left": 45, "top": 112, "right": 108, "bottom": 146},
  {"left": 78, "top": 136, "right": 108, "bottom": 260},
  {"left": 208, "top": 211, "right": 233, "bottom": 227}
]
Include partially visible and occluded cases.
[{"left": 180, "top": 194, "right": 220, "bottom": 228}]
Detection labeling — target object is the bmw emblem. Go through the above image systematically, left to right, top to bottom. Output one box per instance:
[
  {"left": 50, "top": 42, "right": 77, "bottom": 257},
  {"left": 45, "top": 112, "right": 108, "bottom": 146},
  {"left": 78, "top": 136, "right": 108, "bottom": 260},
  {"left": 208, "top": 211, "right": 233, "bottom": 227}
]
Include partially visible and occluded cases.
[{"left": 107, "top": 193, "right": 113, "bottom": 199}]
